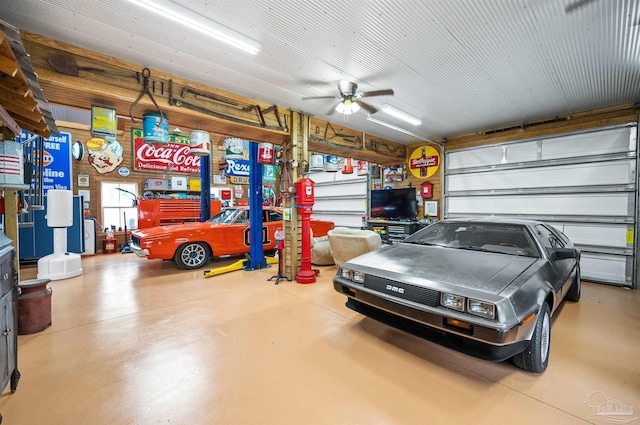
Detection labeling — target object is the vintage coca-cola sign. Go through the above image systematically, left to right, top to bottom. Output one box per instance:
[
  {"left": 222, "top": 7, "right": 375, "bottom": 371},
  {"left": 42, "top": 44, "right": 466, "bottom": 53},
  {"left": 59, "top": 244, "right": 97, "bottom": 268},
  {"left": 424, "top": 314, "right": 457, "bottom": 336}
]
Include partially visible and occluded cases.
[{"left": 132, "top": 128, "right": 202, "bottom": 174}]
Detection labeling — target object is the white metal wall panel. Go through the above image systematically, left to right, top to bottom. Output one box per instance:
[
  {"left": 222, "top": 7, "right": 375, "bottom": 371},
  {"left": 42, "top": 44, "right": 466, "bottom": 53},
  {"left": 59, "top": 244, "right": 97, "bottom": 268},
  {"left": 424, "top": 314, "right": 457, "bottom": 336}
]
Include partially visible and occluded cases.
[
  {"left": 445, "top": 125, "right": 637, "bottom": 287},
  {"left": 311, "top": 172, "right": 367, "bottom": 229}
]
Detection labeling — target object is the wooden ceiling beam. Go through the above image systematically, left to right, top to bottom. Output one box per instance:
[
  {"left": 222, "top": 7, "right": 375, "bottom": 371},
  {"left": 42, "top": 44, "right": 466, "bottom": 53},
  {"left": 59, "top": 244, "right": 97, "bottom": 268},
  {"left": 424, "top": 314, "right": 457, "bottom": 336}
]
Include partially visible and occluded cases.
[
  {"left": 0, "top": 21, "right": 57, "bottom": 137},
  {"left": 0, "top": 55, "right": 19, "bottom": 77},
  {"left": 34, "top": 67, "right": 290, "bottom": 144},
  {"left": 0, "top": 72, "right": 30, "bottom": 96},
  {"left": 0, "top": 88, "right": 37, "bottom": 111},
  {"left": 1, "top": 99, "right": 43, "bottom": 121},
  {"left": 0, "top": 102, "right": 21, "bottom": 135}
]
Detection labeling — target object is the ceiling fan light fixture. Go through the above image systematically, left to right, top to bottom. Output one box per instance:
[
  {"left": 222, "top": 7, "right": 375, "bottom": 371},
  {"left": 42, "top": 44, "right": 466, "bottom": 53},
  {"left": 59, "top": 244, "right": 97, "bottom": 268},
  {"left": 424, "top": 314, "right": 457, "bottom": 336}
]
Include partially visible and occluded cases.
[
  {"left": 125, "top": 0, "right": 261, "bottom": 55},
  {"left": 336, "top": 100, "right": 360, "bottom": 115},
  {"left": 380, "top": 104, "right": 422, "bottom": 126}
]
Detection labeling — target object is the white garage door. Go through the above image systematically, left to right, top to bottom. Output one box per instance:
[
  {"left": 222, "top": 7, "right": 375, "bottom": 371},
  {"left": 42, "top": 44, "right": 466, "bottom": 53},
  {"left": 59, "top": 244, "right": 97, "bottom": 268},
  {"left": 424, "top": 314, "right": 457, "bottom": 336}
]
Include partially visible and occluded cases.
[
  {"left": 444, "top": 124, "right": 638, "bottom": 287},
  {"left": 311, "top": 171, "right": 368, "bottom": 229}
]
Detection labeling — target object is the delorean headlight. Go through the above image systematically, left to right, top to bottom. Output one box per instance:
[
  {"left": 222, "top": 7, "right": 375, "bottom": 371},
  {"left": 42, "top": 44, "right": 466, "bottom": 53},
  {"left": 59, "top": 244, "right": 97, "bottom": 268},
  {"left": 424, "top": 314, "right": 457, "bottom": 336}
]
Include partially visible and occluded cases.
[
  {"left": 340, "top": 267, "right": 365, "bottom": 284},
  {"left": 340, "top": 267, "right": 352, "bottom": 280},
  {"left": 352, "top": 271, "right": 365, "bottom": 283},
  {"left": 441, "top": 293, "right": 465, "bottom": 311},
  {"left": 467, "top": 299, "right": 496, "bottom": 320}
]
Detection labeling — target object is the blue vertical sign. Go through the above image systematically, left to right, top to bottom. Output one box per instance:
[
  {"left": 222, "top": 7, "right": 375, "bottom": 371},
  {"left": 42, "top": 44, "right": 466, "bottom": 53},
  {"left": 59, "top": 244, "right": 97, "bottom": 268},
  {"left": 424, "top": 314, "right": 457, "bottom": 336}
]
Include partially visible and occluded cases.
[{"left": 17, "top": 130, "right": 72, "bottom": 193}]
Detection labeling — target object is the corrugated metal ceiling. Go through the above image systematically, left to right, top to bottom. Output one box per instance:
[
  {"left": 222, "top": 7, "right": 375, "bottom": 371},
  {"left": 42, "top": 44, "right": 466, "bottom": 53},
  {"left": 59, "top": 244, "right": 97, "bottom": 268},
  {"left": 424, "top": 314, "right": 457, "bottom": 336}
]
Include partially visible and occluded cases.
[{"left": 0, "top": 0, "right": 638, "bottom": 144}]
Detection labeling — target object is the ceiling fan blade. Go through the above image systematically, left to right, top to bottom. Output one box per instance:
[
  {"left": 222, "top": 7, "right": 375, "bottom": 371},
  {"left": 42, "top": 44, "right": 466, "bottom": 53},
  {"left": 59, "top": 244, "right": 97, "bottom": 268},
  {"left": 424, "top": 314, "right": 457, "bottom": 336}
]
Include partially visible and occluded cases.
[
  {"left": 565, "top": 0, "right": 598, "bottom": 13},
  {"left": 360, "top": 89, "right": 394, "bottom": 98},
  {"left": 302, "top": 95, "right": 339, "bottom": 100},
  {"left": 355, "top": 100, "right": 377, "bottom": 114},
  {"left": 325, "top": 105, "right": 337, "bottom": 115}
]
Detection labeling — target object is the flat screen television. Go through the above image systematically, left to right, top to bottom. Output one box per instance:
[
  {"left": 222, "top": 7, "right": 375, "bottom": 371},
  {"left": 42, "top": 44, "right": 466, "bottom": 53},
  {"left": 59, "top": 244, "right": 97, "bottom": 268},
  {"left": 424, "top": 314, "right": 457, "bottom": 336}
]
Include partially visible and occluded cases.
[{"left": 370, "top": 188, "right": 417, "bottom": 221}]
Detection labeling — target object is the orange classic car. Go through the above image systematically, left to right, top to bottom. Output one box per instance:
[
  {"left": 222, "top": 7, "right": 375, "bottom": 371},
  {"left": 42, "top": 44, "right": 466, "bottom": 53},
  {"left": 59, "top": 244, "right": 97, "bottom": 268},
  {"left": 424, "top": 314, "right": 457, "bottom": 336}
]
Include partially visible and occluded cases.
[{"left": 130, "top": 206, "right": 334, "bottom": 269}]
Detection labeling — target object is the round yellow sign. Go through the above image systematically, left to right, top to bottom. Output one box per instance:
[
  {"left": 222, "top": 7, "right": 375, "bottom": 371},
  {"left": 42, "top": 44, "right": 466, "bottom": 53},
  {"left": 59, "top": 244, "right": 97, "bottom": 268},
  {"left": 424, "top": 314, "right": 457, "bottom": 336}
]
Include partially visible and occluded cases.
[{"left": 408, "top": 146, "right": 440, "bottom": 178}]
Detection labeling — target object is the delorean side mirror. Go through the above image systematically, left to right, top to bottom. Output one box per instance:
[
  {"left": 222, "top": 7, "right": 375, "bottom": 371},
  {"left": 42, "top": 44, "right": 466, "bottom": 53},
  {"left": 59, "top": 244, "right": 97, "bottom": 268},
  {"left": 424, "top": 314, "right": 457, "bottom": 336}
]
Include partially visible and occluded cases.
[{"left": 549, "top": 247, "right": 579, "bottom": 261}]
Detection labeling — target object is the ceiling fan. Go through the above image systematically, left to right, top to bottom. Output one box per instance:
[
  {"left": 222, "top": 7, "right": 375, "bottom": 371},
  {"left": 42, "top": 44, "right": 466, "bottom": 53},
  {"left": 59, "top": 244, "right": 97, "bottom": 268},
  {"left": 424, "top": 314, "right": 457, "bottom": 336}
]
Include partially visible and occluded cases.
[{"left": 302, "top": 80, "right": 394, "bottom": 115}]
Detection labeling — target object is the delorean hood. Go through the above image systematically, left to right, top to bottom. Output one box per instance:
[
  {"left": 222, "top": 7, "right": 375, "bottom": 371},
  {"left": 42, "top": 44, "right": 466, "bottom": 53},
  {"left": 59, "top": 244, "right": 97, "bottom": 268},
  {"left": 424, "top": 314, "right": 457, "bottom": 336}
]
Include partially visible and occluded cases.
[{"left": 344, "top": 243, "right": 538, "bottom": 295}]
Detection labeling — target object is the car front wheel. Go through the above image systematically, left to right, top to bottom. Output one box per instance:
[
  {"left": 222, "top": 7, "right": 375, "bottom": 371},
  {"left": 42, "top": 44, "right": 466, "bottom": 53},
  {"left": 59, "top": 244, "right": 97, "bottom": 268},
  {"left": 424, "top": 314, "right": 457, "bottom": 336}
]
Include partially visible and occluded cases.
[
  {"left": 174, "top": 242, "right": 210, "bottom": 269},
  {"left": 512, "top": 303, "right": 551, "bottom": 373}
]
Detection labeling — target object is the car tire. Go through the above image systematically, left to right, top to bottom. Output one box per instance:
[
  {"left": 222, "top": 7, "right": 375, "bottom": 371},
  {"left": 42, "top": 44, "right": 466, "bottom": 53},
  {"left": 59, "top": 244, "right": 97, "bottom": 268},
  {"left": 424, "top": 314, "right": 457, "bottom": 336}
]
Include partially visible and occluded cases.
[
  {"left": 174, "top": 242, "right": 210, "bottom": 270},
  {"left": 565, "top": 265, "right": 581, "bottom": 302},
  {"left": 512, "top": 303, "right": 551, "bottom": 373}
]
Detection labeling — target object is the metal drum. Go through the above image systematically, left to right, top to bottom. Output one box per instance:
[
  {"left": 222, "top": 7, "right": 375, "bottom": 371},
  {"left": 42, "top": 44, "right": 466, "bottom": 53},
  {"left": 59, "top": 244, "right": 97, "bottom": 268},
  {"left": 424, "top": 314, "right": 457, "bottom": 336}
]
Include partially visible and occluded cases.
[
  {"left": 142, "top": 113, "right": 169, "bottom": 144},
  {"left": 189, "top": 130, "right": 211, "bottom": 156},
  {"left": 0, "top": 141, "right": 23, "bottom": 186},
  {"left": 258, "top": 142, "right": 274, "bottom": 164},
  {"left": 309, "top": 154, "right": 324, "bottom": 171},
  {"left": 325, "top": 155, "right": 339, "bottom": 172},
  {"left": 357, "top": 160, "right": 369, "bottom": 176},
  {"left": 18, "top": 279, "right": 52, "bottom": 335}
]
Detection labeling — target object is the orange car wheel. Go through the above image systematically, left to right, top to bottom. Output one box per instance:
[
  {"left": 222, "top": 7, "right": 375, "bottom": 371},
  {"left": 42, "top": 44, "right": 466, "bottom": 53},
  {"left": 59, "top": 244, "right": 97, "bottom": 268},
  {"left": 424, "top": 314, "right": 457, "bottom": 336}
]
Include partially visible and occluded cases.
[{"left": 174, "top": 242, "right": 211, "bottom": 269}]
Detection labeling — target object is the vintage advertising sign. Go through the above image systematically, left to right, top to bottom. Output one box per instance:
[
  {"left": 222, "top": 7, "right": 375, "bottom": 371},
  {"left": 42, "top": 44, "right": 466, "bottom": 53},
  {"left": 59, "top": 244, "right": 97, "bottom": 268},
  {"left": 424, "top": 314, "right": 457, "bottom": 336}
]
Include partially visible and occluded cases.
[
  {"left": 132, "top": 128, "right": 202, "bottom": 174},
  {"left": 17, "top": 130, "right": 72, "bottom": 193},
  {"left": 86, "top": 137, "right": 124, "bottom": 174},
  {"left": 408, "top": 145, "right": 440, "bottom": 178},
  {"left": 225, "top": 159, "right": 250, "bottom": 184}
]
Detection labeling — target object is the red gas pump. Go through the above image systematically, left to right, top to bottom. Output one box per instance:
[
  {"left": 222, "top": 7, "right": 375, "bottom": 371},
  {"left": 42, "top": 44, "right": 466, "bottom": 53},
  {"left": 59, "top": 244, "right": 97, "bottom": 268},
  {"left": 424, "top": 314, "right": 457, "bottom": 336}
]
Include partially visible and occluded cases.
[{"left": 295, "top": 177, "right": 316, "bottom": 283}]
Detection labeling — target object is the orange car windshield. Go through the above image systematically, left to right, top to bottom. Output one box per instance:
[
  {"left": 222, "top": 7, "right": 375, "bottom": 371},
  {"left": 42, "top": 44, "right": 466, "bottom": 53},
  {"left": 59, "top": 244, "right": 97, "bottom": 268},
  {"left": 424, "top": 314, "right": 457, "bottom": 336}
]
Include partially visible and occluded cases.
[{"left": 209, "top": 208, "right": 244, "bottom": 224}]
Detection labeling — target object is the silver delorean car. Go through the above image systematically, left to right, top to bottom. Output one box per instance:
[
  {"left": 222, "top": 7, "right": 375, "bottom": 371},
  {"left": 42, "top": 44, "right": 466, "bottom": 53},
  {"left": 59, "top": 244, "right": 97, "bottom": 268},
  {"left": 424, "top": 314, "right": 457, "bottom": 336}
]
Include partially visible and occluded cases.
[{"left": 333, "top": 218, "right": 580, "bottom": 373}]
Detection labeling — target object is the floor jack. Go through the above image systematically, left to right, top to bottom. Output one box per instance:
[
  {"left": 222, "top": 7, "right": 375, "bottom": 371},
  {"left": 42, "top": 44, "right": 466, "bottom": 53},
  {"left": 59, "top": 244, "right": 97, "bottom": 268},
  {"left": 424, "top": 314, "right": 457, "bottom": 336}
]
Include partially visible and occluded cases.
[{"left": 203, "top": 255, "right": 278, "bottom": 278}]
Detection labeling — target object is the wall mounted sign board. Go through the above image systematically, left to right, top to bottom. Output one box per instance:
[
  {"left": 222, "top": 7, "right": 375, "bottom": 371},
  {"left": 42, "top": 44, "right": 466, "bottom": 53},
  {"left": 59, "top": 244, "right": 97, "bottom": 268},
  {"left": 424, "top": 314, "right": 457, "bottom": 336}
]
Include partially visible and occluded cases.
[{"left": 91, "top": 105, "right": 117, "bottom": 138}]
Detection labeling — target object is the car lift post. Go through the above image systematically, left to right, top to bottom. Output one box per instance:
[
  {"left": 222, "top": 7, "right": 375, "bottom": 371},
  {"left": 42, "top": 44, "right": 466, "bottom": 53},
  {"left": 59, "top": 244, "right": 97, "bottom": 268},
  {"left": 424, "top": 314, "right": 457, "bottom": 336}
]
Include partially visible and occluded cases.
[{"left": 247, "top": 141, "right": 267, "bottom": 270}]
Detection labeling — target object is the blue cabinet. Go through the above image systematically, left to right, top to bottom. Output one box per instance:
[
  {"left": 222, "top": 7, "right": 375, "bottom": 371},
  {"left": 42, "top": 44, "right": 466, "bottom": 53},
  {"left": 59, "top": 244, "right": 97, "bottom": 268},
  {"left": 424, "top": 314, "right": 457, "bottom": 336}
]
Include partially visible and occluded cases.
[{"left": 18, "top": 195, "right": 84, "bottom": 261}]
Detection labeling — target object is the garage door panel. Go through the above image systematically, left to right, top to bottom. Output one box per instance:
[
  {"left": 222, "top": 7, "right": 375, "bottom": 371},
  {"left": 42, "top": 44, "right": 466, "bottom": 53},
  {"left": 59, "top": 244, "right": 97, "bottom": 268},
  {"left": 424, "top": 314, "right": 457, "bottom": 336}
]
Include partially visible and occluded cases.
[
  {"left": 445, "top": 124, "right": 637, "bottom": 287},
  {"left": 447, "top": 127, "right": 633, "bottom": 171},
  {"left": 540, "top": 127, "right": 632, "bottom": 159},
  {"left": 447, "top": 144, "right": 537, "bottom": 170},
  {"left": 447, "top": 160, "right": 633, "bottom": 191},
  {"left": 311, "top": 171, "right": 367, "bottom": 228},
  {"left": 447, "top": 194, "right": 630, "bottom": 216},
  {"left": 314, "top": 198, "right": 366, "bottom": 213},
  {"left": 312, "top": 213, "right": 362, "bottom": 228},
  {"left": 549, "top": 223, "right": 629, "bottom": 249},
  {"left": 579, "top": 253, "right": 629, "bottom": 286}
]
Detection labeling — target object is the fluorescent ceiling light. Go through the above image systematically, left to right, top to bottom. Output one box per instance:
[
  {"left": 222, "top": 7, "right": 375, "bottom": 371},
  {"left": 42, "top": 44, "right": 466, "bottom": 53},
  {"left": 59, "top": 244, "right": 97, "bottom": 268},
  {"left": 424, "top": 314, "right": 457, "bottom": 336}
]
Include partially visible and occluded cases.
[
  {"left": 126, "top": 0, "right": 261, "bottom": 55},
  {"left": 336, "top": 100, "right": 360, "bottom": 115},
  {"left": 380, "top": 104, "right": 421, "bottom": 126},
  {"left": 367, "top": 115, "right": 435, "bottom": 143}
]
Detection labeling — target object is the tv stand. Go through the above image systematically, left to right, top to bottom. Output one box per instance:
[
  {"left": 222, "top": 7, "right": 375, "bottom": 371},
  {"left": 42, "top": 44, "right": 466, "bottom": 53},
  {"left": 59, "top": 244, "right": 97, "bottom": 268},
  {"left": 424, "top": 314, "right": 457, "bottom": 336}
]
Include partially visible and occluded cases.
[{"left": 367, "top": 220, "right": 424, "bottom": 244}]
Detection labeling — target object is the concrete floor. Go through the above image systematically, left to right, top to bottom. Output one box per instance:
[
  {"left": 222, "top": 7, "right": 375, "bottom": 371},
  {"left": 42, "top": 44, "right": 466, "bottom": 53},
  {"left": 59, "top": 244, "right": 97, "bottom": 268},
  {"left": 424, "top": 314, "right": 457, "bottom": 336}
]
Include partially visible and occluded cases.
[{"left": 0, "top": 254, "right": 638, "bottom": 424}]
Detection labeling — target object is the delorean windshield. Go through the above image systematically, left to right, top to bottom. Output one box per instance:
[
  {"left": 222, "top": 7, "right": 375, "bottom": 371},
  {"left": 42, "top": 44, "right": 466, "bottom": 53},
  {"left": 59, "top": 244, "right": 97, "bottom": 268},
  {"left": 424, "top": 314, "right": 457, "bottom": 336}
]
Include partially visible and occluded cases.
[{"left": 403, "top": 221, "right": 539, "bottom": 257}]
